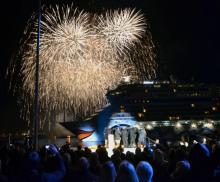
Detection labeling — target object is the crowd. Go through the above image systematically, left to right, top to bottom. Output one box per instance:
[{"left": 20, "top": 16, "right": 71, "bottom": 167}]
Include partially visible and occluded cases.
[{"left": 0, "top": 141, "right": 220, "bottom": 182}]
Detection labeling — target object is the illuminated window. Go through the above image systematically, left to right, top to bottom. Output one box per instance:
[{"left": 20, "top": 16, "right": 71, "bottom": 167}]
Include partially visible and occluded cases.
[
  {"left": 154, "top": 85, "right": 161, "bottom": 88},
  {"left": 145, "top": 89, "right": 148, "bottom": 93},
  {"left": 191, "top": 103, "right": 195, "bottom": 108},
  {"left": 120, "top": 105, "right": 125, "bottom": 112},
  {"left": 212, "top": 107, "right": 217, "bottom": 111},
  {"left": 205, "top": 111, "right": 209, "bottom": 114},
  {"left": 138, "top": 113, "right": 143, "bottom": 118},
  {"left": 175, "top": 122, "right": 182, "bottom": 129},
  {"left": 191, "top": 123, "right": 197, "bottom": 129},
  {"left": 204, "top": 123, "right": 214, "bottom": 129},
  {"left": 146, "top": 124, "right": 153, "bottom": 130}
]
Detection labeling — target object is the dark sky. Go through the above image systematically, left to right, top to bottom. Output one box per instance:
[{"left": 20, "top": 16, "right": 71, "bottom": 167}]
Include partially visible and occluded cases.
[{"left": 0, "top": 0, "right": 219, "bottom": 132}]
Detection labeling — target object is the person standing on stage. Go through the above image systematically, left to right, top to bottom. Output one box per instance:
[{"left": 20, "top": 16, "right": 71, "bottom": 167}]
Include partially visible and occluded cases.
[
  {"left": 104, "top": 127, "right": 111, "bottom": 147},
  {"left": 114, "top": 127, "right": 121, "bottom": 147},
  {"left": 129, "top": 127, "right": 137, "bottom": 147},
  {"left": 121, "top": 128, "right": 128, "bottom": 147},
  {"left": 138, "top": 128, "right": 146, "bottom": 147}
]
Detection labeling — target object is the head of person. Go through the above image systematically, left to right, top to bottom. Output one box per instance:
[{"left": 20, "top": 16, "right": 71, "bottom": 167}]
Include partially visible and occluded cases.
[
  {"left": 189, "top": 143, "right": 210, "bottom": 169},
  {"left": 135, "top": 147, "right": 141, "bottom": 156},
  {"left": 153, "top": 148, "right": 164, "bottom": 164},
  {"left": 27, "top": 151, "right": 41, "bottom": 170},
  {"left": 62, "top": 152, "right": 71, "bottom": 166},
  {"left": 78, "top": 157, "right": 90, "bottom": 173},
  {"left": 116, "top": 160, "right": 139, "bottom": 182},
  {"left": 170, "top": 160, "right": 191, "bottom": 180},
  {"left": 101, "top": 161, "right": 117, "bottom": 182},
  {"left": 136, "top": 161, "right": 153, "bottom": 182}
]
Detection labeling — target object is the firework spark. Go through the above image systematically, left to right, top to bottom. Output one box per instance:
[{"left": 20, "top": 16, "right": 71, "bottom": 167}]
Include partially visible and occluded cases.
[{"left": 9, "top": 5, "right": 156, "bottom": 126}]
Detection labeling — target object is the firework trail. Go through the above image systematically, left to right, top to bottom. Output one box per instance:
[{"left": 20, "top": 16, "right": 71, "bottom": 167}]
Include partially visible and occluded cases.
[{"left": 9, "top": 5, "right": 156, "bottom": 126}]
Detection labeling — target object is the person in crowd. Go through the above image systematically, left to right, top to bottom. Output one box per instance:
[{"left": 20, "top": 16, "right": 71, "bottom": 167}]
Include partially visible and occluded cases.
[
  {"left": 188, "top": 143, "right": 212, "bottom": 181},
  {"left": 210, "top": 144, "right": 220, "bottom": 181},
  {"left": 96, "top": 146, "right": 110, "bottom": 164},
  {"left": 142, "top": 146, "right": 154, "bottom": 164},
  {"left": 134, "top": 147, "right": 142, "bottom": 166},
  {"left": 111, "top": 148, "right": 122, "bottom": 172},
  {"left": 152, "top": 148, "right": 169, "bottom": 182},
  {"left": 125, "top": 151, "right": 135, "bottom": 165},
  {"left": 62, "top": 152, "right": 72, "bottom": 174},
  {"left": 89, "top": 152, "right": 102, "bottom": 176},
  {"left": 70, "top": 157, "right": 99, "bottom": 182},
  {"left": 0, "top": 159, "right": 8, "bottom": 182},
  {"left": 115, "top": 160, "right": 139, "bottom": 182},
  {"left": 170, "top": 160, "right": 191, "bottom": 182},
  {"left": 100, "top": 161, "right": 117, "bottom": 182},
  {"left": 136, "top": 161, "right": 153, "bottom": 182}
]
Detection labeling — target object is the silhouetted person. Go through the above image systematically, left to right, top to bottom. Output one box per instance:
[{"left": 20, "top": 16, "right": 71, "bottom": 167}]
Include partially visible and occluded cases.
[
  {"left": 188, "top": 143, "right": 212, "bottom": 182},
  {"left": 152, "top": 148, "right": 169, "bottom": 182},
  {"left": 71, "top": 157, "right": 99, "bottom": 182},
  {"left": 115, "top": 160, "right": 139, "bottom": 182},
  {"left": 170, "top": 160, "right": 191, "bottom": 182},
  {"left": 100, "top": 161, "right": 117, "bottom": 182},
  {"left": 136, "top": 161, "right": 154, "bottom": 182}
]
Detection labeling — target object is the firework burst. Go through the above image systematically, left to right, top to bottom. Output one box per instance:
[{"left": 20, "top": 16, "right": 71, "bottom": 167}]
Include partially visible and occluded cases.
[
  {"left": 9, "top": 5, "right": 156, "bottom": 126},
  {"left": 97, "top": 9, "right": 146, "bottom": 54}
]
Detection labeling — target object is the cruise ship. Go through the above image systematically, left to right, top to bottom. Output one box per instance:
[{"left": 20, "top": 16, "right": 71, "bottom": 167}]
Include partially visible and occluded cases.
[
  {"left": 61, "top": 81, "right": 220, "bottom": 146},
  {"left": 107, "top": 81, "right": 220, "bottom": 121}
]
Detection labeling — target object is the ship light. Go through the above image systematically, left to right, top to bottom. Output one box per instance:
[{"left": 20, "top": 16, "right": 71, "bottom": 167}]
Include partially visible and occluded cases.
[
  {"left": 212, "top": 107, "right": 217, "bottom": 111},
  {"left": 175, "top": 122, "right": 182, "bottom": 129},
  {"left": 191, "top": 123, "right": 197, "bottom": 129},
  {"left": 146, "top": 124, "right": 153, "bottom": 130}
]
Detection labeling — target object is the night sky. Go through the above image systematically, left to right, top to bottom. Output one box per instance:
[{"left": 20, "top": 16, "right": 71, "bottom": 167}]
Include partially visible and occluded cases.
[{"left": 0, "top": 0, "right": 219, "bottom": 132}]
